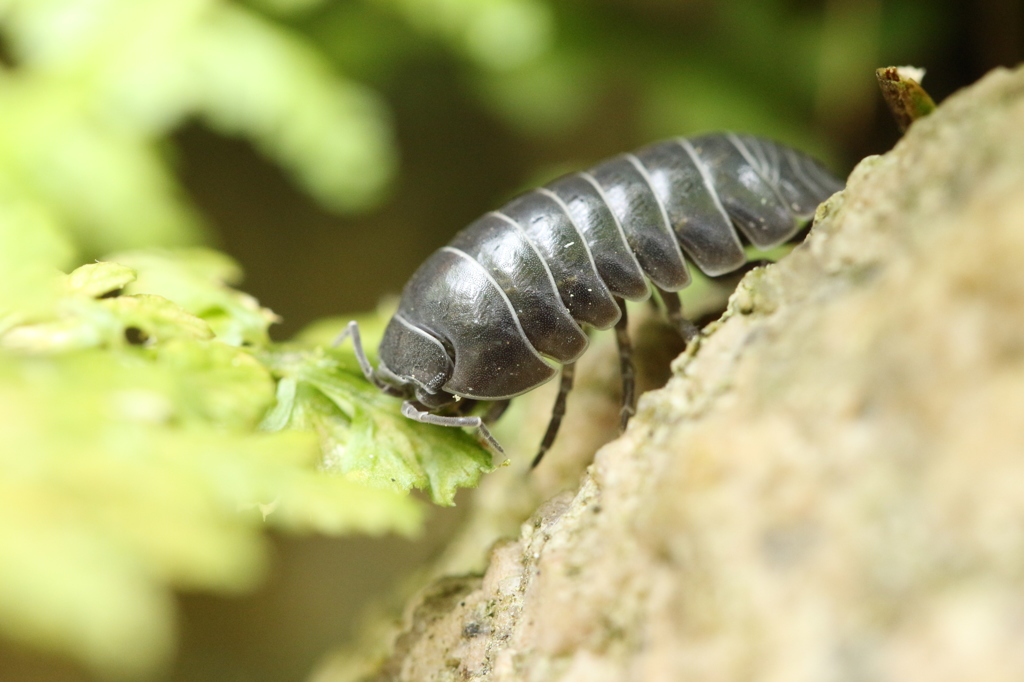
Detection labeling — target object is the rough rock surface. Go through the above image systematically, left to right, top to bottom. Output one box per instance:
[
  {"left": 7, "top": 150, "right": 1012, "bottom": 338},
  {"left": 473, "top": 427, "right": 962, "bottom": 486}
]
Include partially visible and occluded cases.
[{"left": 315, "top": 64, "right": 1024, "bottom": 682}]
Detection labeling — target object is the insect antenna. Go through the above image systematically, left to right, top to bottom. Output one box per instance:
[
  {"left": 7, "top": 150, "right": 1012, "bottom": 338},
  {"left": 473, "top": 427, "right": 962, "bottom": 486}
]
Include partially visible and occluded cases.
[{"left": 334, "top": 321, "right": 404, "bottom": 396}]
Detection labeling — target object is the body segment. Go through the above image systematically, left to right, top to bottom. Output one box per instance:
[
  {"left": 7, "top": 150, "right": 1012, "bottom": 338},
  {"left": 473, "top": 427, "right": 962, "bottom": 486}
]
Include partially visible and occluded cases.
[{"left": 349, "top": 132, "right": 845, "bottom": 461}]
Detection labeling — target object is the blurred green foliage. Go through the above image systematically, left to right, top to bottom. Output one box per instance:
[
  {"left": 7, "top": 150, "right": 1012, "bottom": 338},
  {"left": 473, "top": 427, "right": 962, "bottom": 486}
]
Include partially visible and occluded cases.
[
  {"left": 0, "top": 0, "right": 396, "bottom": 259},
  {"left": 296, "top": 0, "right": 927, "bottom": 156},
  {"left": 0, "top": 247, "right": 460, "bottom": 677}
]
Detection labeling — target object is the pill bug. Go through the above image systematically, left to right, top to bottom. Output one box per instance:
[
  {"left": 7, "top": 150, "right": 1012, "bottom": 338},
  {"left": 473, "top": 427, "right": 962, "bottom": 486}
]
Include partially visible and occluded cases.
[{"left": 340, "top": 132, "right": 844, "bottom": 467}]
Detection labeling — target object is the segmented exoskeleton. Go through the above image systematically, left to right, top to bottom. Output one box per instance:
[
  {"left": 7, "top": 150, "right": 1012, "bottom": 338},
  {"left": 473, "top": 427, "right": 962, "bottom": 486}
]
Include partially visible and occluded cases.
[{"left": 340, "top": 132, "right": 844, "bottom": 466}]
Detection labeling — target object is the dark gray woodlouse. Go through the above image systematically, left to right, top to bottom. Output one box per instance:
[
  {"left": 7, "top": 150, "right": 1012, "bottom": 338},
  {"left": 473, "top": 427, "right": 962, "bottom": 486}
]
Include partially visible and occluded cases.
[{"left": 340, "top": 132, "right": 845, "bottom": 466}]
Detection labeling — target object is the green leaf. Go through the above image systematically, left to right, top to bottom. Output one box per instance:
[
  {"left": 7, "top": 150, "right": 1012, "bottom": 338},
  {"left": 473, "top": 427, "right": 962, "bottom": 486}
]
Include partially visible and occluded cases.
[
  {"left": 0, "top": 247, "right": 424, "bottom": 678},
  {"left": 110, "top": 248, "right": 279, "bottom": 347},
  {"left": 65, "top": 261, "right": 137, "bottom": 299},
  {"left": 0, "top": 292, "right": 214, "bottom": 354},
  {"left": 105, "top": 294, "right": 216, "bottom": 342},
  {"left": 152, "top": 338, "right": 278, "bottom": 429},
  {"left": 261, "top": 346, "right": 494, "bottom": 506},
  {"left": 0, "top": 347, "right": 421, "bottom": 678}
]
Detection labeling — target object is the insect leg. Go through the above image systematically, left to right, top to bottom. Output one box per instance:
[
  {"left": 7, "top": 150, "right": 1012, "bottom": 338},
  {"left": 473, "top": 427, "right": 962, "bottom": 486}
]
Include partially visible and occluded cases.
[
  {"left": 655, "top": 286, "right": 700, "bottom": 342},
  {"left": 614, "top": 298, "right": 636, "bottom": 432},
  {"left": 334, "top": 321, "right": 403, "bottom": 396},
  {"left": 531, "top": 362, "right": 575, "bottom": 469},
  {"left": 482, "top": 399, "right": 511, "bottom": 425},
  {"left": 401, "top": 401, "right": 505, "bottom": 455}
]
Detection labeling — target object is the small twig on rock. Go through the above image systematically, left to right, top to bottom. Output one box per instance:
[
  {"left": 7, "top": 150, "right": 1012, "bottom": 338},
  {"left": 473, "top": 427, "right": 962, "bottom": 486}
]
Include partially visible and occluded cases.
[{"left": 876, "top": 65, "right": 937, "bottom": 132}]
